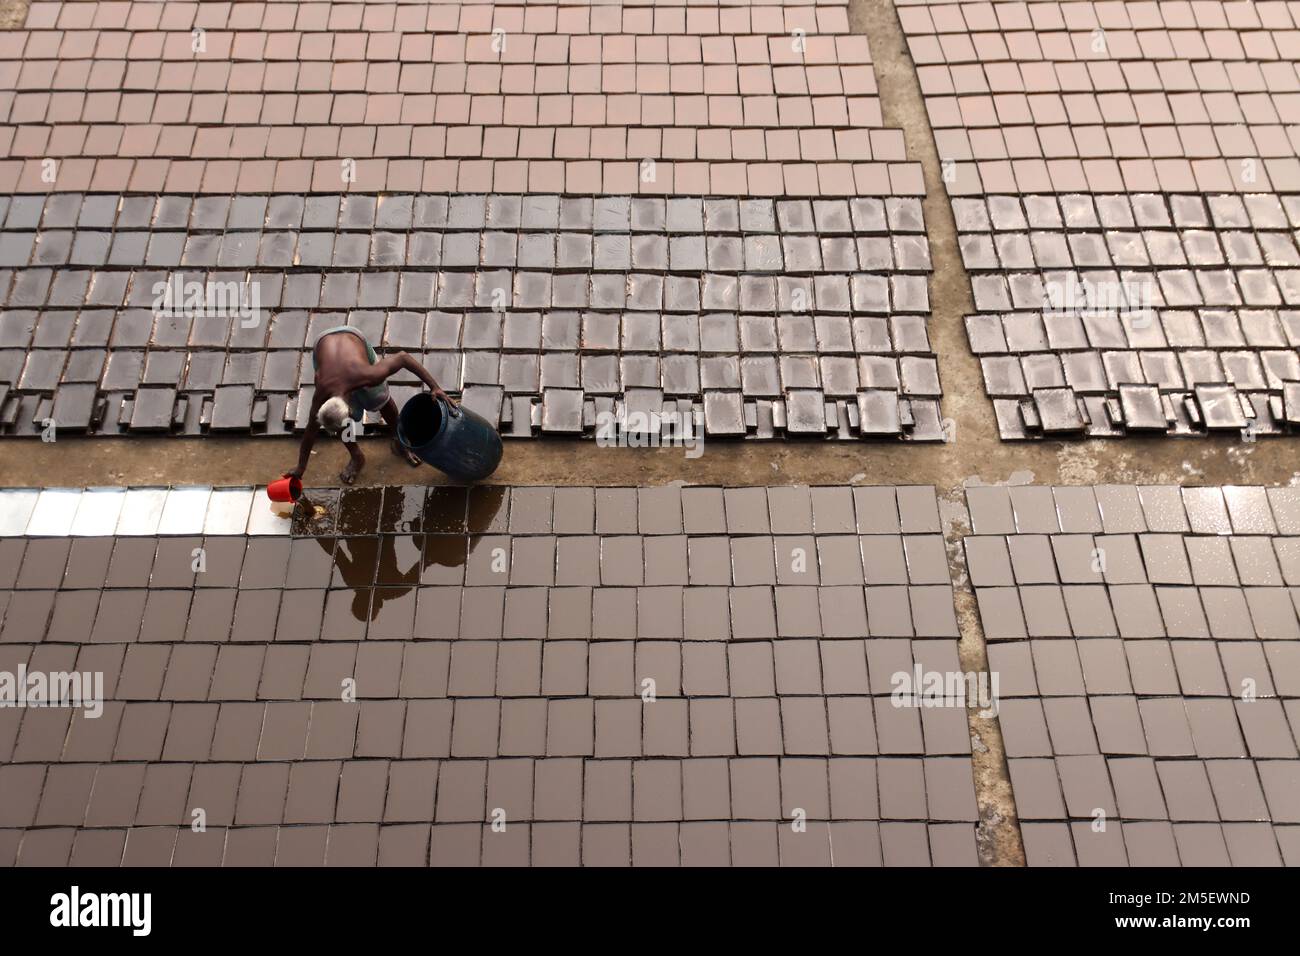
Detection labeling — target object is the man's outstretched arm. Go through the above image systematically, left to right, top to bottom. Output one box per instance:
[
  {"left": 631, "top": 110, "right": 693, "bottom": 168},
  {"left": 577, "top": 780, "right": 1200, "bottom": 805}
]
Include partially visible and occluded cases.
[
  {"left": 365, "top": 352, "right": 458, "bottom": 405},
  {"left": 286, "top": 394, "right": 323, "bottom": 478}
]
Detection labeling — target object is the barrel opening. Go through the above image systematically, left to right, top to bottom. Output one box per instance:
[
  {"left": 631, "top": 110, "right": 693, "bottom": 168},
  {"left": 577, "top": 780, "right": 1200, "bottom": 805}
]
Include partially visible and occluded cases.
[{"left": 400, "top": 392, "right": 442, "bottom": 446}]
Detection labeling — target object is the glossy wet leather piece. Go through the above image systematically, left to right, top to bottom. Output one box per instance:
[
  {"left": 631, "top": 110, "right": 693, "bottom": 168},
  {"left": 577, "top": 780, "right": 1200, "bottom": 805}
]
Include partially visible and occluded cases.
[
  {"left": 899, "top": 1, "right": 1300, "bottom": 441},
  {"left": 0, "top": 191, "right": 937, "bottom": 441},
  {"left": 0, "top": 483, "right": 976, "bottom": 866},
  {"left": 971, "top": 484, "right": 1300, "bottom": 866}
]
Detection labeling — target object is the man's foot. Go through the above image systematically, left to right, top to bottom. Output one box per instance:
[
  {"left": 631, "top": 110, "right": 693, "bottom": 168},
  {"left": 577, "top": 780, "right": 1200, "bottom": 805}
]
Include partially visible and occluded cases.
[
  {"left": 392, "top": 437, "right": 422, "bottom": 467},
  {"left": 340, "top": 453, "right": 365, "bottom": 485}
]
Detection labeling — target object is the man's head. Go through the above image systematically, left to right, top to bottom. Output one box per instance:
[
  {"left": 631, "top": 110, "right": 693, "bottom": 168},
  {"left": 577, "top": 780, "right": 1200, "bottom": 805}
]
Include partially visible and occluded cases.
[{"left": 317, "top": 396, "right": 351, "bottom": 434}]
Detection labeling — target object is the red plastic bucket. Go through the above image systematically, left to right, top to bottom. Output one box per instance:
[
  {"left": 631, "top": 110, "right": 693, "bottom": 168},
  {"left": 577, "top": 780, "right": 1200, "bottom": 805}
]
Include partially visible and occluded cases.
[{"left": 267, "top": 477, "right": 303, "bottom": 503}]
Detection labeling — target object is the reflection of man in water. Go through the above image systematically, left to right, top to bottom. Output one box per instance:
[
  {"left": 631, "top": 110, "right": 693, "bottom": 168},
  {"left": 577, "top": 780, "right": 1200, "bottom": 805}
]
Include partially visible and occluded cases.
[
  {"left": 313, "top": 488, "right": 492, "bottom": 623},
  {"left": 325, "top": 536, "right": 393, "bottom": 622}
]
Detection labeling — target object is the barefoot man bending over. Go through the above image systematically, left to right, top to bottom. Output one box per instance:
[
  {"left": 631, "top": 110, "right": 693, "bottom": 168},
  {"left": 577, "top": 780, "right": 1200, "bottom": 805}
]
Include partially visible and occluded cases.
[{"left": 286, "top": 326, "right": 457, "bottom": 484}]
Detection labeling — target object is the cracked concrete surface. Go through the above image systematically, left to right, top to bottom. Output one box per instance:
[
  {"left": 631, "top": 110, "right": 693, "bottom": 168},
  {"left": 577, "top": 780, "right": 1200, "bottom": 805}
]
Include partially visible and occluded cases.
[{"left": 937, "top": 488, "right": 1024, "bottom": 866}]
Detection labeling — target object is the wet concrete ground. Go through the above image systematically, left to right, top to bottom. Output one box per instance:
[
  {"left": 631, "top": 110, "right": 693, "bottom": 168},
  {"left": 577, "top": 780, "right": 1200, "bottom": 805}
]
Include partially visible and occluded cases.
[{"left": 5, "top": 425, "right": 1297, "bottom": 493}]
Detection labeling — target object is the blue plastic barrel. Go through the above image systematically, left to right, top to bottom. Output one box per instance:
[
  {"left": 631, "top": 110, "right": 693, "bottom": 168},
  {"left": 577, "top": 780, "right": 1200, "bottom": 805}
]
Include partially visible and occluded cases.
[{"left": 398, "top": 393, "right": 503, "bottom": 482}]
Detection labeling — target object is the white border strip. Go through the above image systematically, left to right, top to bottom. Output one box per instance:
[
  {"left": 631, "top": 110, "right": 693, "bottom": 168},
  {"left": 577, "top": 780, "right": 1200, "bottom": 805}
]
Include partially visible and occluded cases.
[{"left": 0, "top": 487, "right": 290, "bottom": 536}]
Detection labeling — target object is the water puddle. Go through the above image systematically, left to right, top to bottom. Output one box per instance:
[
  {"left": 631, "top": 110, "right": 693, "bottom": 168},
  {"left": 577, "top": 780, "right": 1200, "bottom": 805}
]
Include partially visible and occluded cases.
[{"left": 303, "top": 485, "right": 503, "bottom": 623}]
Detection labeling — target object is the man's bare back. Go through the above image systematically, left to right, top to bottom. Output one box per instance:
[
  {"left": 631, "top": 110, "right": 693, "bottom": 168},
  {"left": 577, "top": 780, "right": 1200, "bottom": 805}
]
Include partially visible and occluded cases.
[
  {"left": 285, "top": 328, "right": 457, "bottom": 484},
  {"left": 313, "top": 330, "right": 375, "bottom": 395}
]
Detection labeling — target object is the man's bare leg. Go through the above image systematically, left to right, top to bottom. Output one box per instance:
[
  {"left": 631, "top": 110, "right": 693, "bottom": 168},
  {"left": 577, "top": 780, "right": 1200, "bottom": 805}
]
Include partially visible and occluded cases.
[
  {"left": 380, "top": 397, "right": 422, "bottom": 467},
  {"left": 340, "top": 440, "right": 366, "bottom": 484}
]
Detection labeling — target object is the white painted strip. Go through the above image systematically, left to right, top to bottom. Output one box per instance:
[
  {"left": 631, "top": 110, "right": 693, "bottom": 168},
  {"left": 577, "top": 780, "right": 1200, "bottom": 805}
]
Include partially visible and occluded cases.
[
  {"left": 0, "top": 486, "right": 295, "bottom": 537},
  {"left": 157, "top": 487, "right": 211, "bottom": 535},
  {"left": 69, "top": 488, "right": 127, "bottom": 536},
  {"left": 116, "top": 488, "right": 169, "bottom": 536},
  {"left": 205, "top": 488, "right": 255, "bottom": 535},
  {"left": 0, "top": 489, "right": 40, "bottom": 536},
  {"left": 25, "top": 489, "right": 81, "bottom": 536},
  {"left": 246, "top": 494, "right": 293, "bottom": 536}
]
